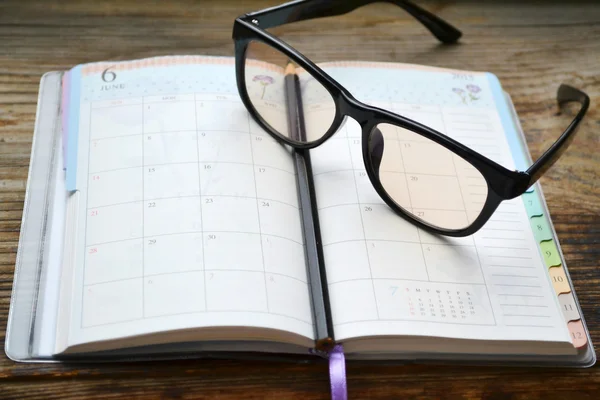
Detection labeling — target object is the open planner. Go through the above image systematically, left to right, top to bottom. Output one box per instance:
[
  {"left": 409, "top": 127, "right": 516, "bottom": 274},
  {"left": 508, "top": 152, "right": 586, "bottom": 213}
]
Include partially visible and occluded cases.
[{"left": 6, "top": 55, "right": 595, "bottom": 367}]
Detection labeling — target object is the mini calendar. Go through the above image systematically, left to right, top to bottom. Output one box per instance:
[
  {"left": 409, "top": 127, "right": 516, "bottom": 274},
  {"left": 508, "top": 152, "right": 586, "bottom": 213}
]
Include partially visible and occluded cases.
[{"left": 375, "top": 281, "right": 494, "bottom": 325}]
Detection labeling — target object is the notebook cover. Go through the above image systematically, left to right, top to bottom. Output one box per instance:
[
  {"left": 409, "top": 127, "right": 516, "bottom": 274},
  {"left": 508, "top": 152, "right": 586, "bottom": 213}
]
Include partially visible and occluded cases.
[
  {"left": 5, "top": 71, "right": 64, "bottom": 362},
  {"left": 6, "top": 71, "right": 594, "bottom": 367}
]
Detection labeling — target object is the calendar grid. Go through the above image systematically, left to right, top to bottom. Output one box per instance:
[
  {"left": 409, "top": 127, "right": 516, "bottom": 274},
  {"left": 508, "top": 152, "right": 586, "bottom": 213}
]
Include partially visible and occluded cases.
[{"left": 80, "top": 93, "right": 314, "bottom": 331}]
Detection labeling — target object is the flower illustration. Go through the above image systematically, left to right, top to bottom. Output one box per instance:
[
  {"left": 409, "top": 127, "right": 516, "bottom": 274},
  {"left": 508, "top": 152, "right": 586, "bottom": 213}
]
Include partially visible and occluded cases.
[
  {"left": 253, "top": 75, "right": 274, "bottom": 99},
  {"left": 466, "top": 84, "right": 481, "bottom": 101},
  {"left": 466, "top": 84, "right": 481, "bottom": 93},
  {"left": 452, "top": 85, "right": 482, "bottom": 104},
  {"left": 452, "top": 87, "right": 467, "bottom": 104}
]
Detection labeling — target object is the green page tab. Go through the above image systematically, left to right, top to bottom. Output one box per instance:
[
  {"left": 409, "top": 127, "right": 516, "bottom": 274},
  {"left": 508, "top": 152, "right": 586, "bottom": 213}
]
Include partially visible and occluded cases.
[
  {"left": 523, "top": 191, "right": 544, "bottom": 217},
  {"left": 530, "top": 216, "right": 553, "bottom": 242},
  {"left": 540, "top": 241, "right": 562, "bottom": 267}
]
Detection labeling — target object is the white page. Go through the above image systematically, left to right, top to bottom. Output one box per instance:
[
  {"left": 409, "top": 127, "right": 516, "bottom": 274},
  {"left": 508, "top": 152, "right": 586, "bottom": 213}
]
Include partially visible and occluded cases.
[
  {"left": 60, "top": 57, "right": 314, "bottom": 352},
  {"left": 307, "top": 62, "right": 572, "bottom": 346}
]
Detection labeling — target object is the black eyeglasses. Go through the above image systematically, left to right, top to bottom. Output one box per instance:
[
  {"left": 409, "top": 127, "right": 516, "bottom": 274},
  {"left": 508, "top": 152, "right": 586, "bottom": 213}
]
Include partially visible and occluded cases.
[{"left": 232, "top": 0, "right": 590, "bottom": 237}]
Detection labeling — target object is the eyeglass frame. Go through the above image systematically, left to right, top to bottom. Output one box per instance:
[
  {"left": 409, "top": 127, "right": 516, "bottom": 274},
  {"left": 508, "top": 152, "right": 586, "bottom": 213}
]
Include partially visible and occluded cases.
[{"left": 232, "top": 0, "right": 590, "bottom": 237}]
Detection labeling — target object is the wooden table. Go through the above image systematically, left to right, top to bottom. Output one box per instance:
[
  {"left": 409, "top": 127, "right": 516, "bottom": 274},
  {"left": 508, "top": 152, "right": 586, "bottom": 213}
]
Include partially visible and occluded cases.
[{"left": 1, "top": 0, "right": 599, "bottom": 398}]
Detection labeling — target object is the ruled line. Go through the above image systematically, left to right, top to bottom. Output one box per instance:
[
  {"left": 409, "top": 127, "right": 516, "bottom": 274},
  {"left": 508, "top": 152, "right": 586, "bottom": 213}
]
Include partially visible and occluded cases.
[
  {"left": 494, "top": 284, "right": 542, "bottom": 288},
  {"left": 500, "top": 304, "right": 549, "bottom": 308}
]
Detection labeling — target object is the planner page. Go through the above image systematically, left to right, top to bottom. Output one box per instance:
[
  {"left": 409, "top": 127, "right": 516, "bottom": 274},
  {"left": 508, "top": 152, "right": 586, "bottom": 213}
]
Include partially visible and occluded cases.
[
  {"left": 57, "top": 56, "right": 314, "bottom": 352},
  {"left": 307, "top": 62, "right": 573, "bottom": 349}
]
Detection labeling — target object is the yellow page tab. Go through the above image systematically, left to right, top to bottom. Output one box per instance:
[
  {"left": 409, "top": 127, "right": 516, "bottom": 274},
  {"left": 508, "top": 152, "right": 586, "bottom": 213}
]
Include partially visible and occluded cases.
[{"left": 550, "top": 267, "right": 570, "bottom": 295}]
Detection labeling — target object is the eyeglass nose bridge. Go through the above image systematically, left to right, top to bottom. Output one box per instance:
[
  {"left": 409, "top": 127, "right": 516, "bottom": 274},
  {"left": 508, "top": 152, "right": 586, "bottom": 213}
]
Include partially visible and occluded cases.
[
  {"left": 335, "top": 93, "right": 381, "bottom": 127},
  {"left": 330, "top": 94, "right": 386, "bottom": 181}
]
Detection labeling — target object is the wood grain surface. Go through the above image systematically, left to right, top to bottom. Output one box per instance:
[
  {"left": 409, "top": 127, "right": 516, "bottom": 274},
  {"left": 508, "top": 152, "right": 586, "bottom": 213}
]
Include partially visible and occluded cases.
[{"left": 1, "top": 0, "right": 599, "bottom": 398}]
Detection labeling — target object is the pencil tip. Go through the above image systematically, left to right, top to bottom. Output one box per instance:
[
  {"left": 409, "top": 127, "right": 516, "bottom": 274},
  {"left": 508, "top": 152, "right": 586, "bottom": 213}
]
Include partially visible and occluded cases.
[{"left": 285, "top": 61, "right": 296, "bottom": 75}]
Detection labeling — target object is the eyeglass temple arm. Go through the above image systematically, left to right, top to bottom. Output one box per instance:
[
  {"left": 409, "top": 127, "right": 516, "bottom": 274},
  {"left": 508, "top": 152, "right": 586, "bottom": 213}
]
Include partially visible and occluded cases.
[
  {"left": 246, "top": 0, "right": 461, "bottom": 44},
  {"left": 524, "top": 84, "right": 590, "bottom": 187}
]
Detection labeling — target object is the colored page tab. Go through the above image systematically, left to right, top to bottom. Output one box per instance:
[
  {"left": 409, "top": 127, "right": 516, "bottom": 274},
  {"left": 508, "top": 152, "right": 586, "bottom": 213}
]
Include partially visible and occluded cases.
[
  {"left": 492, "top": 76, "right": 585, "bottom": 348},
  {"left": 522, "top": 192, "right": 544, "bottom": 217},
  {"left": 530, "top": 216, "right": 553, "bottom": 242},
  {"left": 540, "top": 241, "right": 561, "bottom": 267},
  {"left": 550, "top": 267, "right": 570, "bottom": 295},
  {"left": 558, "top": 293, "right": 581, "bottom": 322},
  {"left": 568, "top": 320, "right": 587, "bottom": 349}
]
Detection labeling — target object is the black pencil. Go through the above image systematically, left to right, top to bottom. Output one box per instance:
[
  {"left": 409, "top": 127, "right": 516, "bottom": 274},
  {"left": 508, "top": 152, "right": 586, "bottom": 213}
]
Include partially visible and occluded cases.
[{"left": 284, "top": 62, "right": 334, "bottom": 351}]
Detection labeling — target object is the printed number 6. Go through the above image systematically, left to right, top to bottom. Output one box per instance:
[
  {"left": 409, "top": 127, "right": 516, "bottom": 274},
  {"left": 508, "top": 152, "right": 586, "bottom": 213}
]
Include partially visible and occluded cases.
[{"left": 102, "top": 67, "right": 116, "bottom": 83}]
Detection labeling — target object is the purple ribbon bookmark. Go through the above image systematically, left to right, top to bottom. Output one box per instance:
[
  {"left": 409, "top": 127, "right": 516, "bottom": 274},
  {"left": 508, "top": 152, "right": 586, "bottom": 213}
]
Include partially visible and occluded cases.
[{"left": 329, "top": 344, "right": 347, "bottom": 400}]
